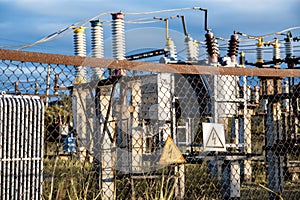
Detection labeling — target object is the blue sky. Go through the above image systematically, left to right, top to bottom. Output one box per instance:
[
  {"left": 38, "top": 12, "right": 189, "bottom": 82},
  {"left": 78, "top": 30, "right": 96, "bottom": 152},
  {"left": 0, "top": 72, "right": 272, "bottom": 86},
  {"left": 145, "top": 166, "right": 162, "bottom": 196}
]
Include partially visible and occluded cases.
[{"left": 0, "top": 0, "right": 299, "bottom": 60}]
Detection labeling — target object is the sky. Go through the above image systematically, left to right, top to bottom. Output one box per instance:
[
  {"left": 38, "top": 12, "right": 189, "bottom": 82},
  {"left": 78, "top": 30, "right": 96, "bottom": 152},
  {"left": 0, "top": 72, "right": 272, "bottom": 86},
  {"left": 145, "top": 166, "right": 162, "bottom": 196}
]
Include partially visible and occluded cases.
[{"left": 0, "top": 0, "right": 299, "bottom": 60}]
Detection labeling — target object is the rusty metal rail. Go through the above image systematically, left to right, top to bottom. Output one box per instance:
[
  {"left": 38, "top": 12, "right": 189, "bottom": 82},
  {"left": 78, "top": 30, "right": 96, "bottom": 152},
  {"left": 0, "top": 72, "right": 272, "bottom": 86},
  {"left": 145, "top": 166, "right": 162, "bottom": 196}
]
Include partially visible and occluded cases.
[{"left": 1, "top": 49, "right": 299, "bottom": 77}]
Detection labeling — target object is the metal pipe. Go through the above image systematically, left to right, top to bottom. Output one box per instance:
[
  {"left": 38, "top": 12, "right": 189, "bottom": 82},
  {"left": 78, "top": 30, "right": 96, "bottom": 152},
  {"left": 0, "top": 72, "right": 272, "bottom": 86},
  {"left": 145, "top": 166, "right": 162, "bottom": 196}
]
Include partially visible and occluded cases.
[
  {"left": 193, "top": 7, "right": 209, "bottom": 31},
  {"left": 178, "top": 15, "right": 188, "bottom": 36},
  {"left": 153, "top": 17, "right": 169, "bottom": 39},
  {"left": 165, "top": 18, "right": 169, "bottom": 40},
  {"left": 44, "top": 65, "right": 51, "bottom": 107},
  {"left": 54, "top": 73, "right": 59, "bottom": 95}
]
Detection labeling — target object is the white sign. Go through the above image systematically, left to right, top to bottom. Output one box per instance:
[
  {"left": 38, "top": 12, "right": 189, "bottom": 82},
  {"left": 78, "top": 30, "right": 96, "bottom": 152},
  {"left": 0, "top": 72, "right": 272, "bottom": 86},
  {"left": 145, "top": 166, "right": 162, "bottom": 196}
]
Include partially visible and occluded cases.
[{"left": 202, "top": 123, "right": 226, "bottom": 151}]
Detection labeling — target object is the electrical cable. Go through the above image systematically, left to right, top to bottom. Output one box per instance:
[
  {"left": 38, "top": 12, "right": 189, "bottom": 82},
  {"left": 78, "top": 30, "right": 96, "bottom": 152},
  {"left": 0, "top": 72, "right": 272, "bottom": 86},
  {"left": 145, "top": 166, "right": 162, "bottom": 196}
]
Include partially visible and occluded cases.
[
  {"left": 3, "top": 4, "right": 300, "bottom": 53},
  {"left": 4, "top": 7, "right": 203, "bottom": 50},
  {"left": 125, "top": 7, "right": 195, "bottom": 15},
  {"left": 14, "top": 12, "right": 111, "bottom": 50},
  {"left": 125, "top": 19, "right": 161, "bottom": 24},
  {"left": 237, "top": 26, "right": 300, "bottom": 39},
  {"left": 275, "top": 26, "right": 300, "bottom": 35}
]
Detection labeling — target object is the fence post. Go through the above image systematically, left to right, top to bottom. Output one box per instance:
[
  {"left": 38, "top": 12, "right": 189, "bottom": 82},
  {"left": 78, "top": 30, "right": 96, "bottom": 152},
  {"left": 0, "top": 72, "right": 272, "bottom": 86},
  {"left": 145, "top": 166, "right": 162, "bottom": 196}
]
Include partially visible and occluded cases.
[{"left": 264, "top": 78, "right": 284, "bottom": 199}]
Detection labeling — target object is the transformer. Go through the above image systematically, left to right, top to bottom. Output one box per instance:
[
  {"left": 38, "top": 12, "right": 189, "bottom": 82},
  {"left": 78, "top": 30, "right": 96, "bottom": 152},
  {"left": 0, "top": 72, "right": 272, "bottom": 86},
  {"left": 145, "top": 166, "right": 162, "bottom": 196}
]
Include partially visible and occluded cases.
[{"left": 93, "top": 73, "right": 210, "bottom": 174}]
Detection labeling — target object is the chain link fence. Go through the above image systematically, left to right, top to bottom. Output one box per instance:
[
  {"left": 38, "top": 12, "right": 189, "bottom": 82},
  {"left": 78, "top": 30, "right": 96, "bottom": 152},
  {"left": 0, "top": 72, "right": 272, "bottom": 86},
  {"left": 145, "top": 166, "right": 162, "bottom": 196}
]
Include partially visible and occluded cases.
[{"left": 0, "top": 49, "right": 300, "bottom": 199}]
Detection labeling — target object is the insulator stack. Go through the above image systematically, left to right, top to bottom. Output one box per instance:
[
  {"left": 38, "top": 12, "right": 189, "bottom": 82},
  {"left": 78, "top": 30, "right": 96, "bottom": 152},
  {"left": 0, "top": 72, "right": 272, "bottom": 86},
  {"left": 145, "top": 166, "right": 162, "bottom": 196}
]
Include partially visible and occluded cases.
[
  {"left": 111, "top": 12, "right": 126, "bottom": 76},
  {"left": 90, "top": 20, "right": 105, "bottom": 80},
  {"left": 91, "top": 20, "right": 104, "bottom": 58},
  {"left": 73, "top": 26, "right": 87, "bottom": 83},
  {"left": 74, "top": 26, "right": 86, "bottom": 57},
  {"left": 205, "top": 31, "right": 219, "bottom": 64},
  {"left": 285, "top": 33, "right": 293, "bottom": 58},
  {"left": 227, "top": 34, "right": 239, "bottom": 63},
  {"left": 185, "top": 35, "right": 199, "bottom": 61},
  {"left": 166, "top": 37, "right": 177, "bottom": 60},
  {"left": 256, "top": 37, "right": 264, "bottom": 64},
  {"left": 273, "top": 39, "right": 280, "bottom": 61},
  {"left": 285, "top": 39, "right": 293, "bottom": 58},
  {"left": 256, "top": 47, "right": 263, "bottom": 63},
  {"left": 239, "top": 51, "right": 245, "bottom": 67},
  {"left": 283, "top": 81, "right": 289, "bottom": 112}
]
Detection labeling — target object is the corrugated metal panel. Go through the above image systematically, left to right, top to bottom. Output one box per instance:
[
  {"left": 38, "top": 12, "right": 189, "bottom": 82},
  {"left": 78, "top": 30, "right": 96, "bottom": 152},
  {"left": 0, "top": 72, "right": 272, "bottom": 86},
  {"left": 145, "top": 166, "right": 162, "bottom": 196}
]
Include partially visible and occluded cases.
[{"left": 0, "top": 95, "right": 44, "bottom": 200}]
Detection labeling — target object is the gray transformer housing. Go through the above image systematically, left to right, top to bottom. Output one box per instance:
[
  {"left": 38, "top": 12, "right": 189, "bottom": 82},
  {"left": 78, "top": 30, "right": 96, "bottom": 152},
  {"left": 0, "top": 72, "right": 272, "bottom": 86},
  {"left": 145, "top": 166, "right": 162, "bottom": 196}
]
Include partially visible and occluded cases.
[{"left": 140, "top": 73, "right": 210, "bottom": 121}]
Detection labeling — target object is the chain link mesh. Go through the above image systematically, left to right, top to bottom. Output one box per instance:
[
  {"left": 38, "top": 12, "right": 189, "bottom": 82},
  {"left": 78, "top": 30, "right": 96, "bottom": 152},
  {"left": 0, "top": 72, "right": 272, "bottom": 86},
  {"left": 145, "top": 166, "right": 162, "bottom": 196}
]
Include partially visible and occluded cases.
[{"left": 0, "top": 51, "right": 300, "bottom": 200}]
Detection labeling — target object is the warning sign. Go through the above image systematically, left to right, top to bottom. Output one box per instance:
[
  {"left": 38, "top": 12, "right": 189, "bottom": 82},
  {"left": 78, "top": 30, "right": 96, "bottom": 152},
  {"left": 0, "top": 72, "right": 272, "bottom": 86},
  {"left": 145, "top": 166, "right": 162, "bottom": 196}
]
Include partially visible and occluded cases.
[
  {"left": 202, "top": 123, "right": 226, "bottom": 151},
  {"left": 159, "top": 136, "right": 186, "bottom": 164}
]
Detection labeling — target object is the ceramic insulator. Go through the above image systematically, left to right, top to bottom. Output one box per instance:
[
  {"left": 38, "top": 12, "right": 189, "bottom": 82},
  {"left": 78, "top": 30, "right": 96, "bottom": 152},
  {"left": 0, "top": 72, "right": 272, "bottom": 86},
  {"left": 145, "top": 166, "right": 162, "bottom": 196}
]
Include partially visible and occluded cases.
[
  {"left": 111, "top": 13, "right": 126, "bottom": 76},
  {"left": 91, "top": 20, "right": 105, "bottom": 80},
  {"left": 73, "top": 27, "right": 87, "bottom": 79},
  {"left": 185, "top": 35, "right": 199, "bottom": 61},
  {"left": 285, "top": 40, "right": 293, "bottom": 58},
  {"left": 256, "top": 46, "right": 263, "bottom": 63},
  {"left": 273, "top": 46, "right": 280, "bottom": 60}
]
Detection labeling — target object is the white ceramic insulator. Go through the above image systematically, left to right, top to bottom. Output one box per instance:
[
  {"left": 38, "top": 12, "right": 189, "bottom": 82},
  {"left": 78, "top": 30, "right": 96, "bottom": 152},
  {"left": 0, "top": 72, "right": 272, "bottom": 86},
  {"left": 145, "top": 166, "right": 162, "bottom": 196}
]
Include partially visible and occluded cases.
[
  {"left": 112, "top": 19, "right": 125, "bottom": 60},
  {"left": 91, "top": 22, "right": 105, "bottom": 80},
  {"left": 91, "top": 24, "right": 104, "bottom": 58},
  {"left": 74, "top": 31, "right": 86, "bottom": 78},
  {"left": 74, "top": 32, "right": 86, "bottom": 57},
  {"left": 185, "top": 35, "right": 199, "bottom": 61},
  {"left": 166, "top": 39, "right": 177, "bottom": 60},
  {"left": 285, "top": 40, "right": 293, "bottom": 58},
  {"left": 256, "top": 46, "right": 263, "bottom": 62},
  {"left": 273, "top": 47, "right": 280, "bottom": 60},
  {"left": 283, "top": 81, "right": 289, "bottom": 112}
]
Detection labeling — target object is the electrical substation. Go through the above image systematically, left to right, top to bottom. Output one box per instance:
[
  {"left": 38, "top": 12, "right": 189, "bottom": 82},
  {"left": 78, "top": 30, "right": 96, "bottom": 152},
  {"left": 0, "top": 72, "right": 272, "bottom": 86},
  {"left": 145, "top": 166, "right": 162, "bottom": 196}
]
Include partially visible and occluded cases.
[{"left": 1, "top": 6, "right": 300, "bottom": 200}]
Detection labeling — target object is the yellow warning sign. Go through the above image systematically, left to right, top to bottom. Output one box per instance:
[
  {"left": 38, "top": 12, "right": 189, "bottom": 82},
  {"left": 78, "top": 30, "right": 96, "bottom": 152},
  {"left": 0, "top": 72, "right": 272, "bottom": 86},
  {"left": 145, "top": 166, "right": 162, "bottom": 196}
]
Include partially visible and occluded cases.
[{"left": 159, "top": 136, "right": 186, "bottom": 164}]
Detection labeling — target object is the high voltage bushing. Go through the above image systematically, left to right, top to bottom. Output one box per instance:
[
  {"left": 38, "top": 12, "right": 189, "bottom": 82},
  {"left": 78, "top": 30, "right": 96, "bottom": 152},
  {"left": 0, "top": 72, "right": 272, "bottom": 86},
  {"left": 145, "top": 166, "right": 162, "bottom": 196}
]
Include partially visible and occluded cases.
[
  {"left": 111, "top": 12, "right": 126, "bottom": 76},
  {"left": 90, "top": 20, "right": 105, "bottom": 80},
  {"left": 90, "top": 20, "right": 104, "bottom": 58},
  {"left": 73, "top": 26, "right": 87, "bottom": 83},
  {"left": 73, "top": 26, "right": 87, "bottom": 57},
  {"left": 205, "top": 31, "right": 219, "bottom": 64},
  {"left": 284, "top": 32, "right": 293, "bottom": 58},
  {"left": 227, "top": 33, "right": 239, "bottom": 63},
  {"left": 185, "top": 35, "right": 199, "bottom": 61},
  {"left": 165, "top": 37, "right": 177, "bottom": 60},
  {"left": 256, "top": 37, "right": 264, "bottom": 64},
  {"left": 272, "top": 39, "right": 280, "bottom": 64}
]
